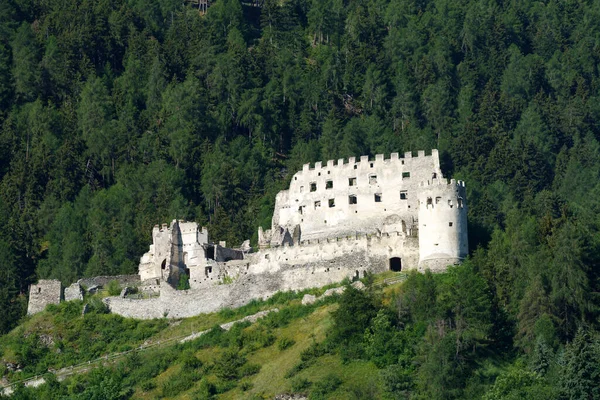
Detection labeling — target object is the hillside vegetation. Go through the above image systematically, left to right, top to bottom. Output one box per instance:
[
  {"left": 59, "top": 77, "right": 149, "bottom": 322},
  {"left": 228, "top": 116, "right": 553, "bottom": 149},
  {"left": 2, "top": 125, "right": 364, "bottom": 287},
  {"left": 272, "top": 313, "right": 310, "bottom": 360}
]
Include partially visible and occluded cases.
[{"left": 1, "top": 0, "right": 600, "bottom": 397}]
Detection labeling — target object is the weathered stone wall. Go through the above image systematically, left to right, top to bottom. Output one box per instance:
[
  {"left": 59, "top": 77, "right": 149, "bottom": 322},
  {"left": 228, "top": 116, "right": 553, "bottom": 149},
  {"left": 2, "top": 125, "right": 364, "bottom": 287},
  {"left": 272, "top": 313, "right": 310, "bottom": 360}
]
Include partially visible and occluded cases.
[
  {"left": 106, "top": 233, "right": 414, "bottom": 319},
  {"left": 77, "top": 274, "right": 140, "bottom": 289},
  {"left": 27, "top": 280, "right": 63, "bottom": 315},
  {"left": 64, "top": 283, "right": 83, "bottom": 301}
]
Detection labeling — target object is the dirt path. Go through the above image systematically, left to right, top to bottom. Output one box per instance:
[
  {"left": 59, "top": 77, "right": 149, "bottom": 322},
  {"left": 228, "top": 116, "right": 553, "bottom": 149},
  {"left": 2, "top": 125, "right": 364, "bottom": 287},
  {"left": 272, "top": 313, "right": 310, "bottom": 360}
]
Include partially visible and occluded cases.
[{"left": 1, "top": 308, "right": 278, "bottom": 396}]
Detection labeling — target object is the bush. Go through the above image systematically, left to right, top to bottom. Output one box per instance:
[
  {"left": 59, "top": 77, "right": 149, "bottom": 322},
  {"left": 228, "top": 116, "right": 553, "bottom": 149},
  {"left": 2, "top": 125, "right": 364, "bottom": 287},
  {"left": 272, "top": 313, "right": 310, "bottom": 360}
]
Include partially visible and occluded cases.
[
  {"left": 177, "top": 274, "right": 190, "bottom": 290},
  {"left": 107, "top": 280, "right": 121, "bottom": 296},
  {"left": 86, "top": 297, "right": 109, "bottom": 314},
  {"left": 278, "top": 337, "right": 296, "bottom": 351},
  {"left": 213, "top": 349, "right": 246, "bottom": 380},
  {"left": 180, "top": 350, "right": 203, "bottom": 369},
  {"left": 239, "top": 363, "right": 261, "bottom": 377},
  {"left": 161, "top": 371, "right": 199, "bottom": 397},
  {"left": 310, "top": 374, "right": 342, "bottom": 399},
  {"left": 291, "top": 377, "right": 312, "bottom": 392},
  {"left": 193, "top": 378, "right": 217, "bottom": 399},
  {"left": 140, "top": 380, "right": 156, "bottom": 391},
  {"left": 240, "top": 380, "right": 254, "bottom": 391}
]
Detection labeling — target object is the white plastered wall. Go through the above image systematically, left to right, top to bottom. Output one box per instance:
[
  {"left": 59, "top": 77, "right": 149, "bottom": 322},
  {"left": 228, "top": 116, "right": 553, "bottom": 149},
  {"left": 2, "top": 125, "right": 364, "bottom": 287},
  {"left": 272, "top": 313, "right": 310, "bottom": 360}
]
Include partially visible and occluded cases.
[{"left": 271, "top": 150, "right": 442, "bottom": 244}]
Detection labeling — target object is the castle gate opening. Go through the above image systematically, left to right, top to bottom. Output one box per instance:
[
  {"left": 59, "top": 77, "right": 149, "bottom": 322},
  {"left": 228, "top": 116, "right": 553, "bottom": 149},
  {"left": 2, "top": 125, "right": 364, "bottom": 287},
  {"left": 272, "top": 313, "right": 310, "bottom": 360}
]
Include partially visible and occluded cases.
[{"left": 389, "top": 257, "right": 402, "bottom": 272}]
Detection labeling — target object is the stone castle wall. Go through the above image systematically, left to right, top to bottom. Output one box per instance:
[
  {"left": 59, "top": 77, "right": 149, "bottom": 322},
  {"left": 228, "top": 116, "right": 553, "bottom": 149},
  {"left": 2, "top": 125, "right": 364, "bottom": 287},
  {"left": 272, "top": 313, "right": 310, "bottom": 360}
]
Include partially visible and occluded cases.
[
  {"left": 30, "top": 149, "right": 469, "bottom": 320},
  {"left": 269, "top": 150, "right": 441, "bottom": 245},
  {"left": 417, "top": 178, "right": 468, "bottom": 269},
  {"left": 104, "top": 236, "right": 401, "bottom": 319},
  {"left": 77, "top": 274, "right": 141, "bottom": 289},
  {"left": 27, "top": 280, "right": 63, "bottom": 315}
]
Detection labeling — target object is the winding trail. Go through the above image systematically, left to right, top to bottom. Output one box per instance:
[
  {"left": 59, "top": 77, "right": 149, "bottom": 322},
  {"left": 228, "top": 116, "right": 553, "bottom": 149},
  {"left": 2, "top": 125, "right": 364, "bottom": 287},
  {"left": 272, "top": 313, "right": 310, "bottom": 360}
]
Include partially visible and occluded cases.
[{"left": 1, "top": 308, "right": 278, "bottom": 396}]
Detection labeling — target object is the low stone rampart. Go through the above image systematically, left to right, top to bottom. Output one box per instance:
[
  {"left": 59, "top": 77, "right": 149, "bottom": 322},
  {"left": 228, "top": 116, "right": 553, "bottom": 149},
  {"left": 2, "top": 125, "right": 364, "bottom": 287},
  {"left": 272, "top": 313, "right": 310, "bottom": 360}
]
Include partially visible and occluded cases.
[
  {"left": 105, "top": 248, "right": 392, "bottom": 319},
  {"left": 78, "top": 274, "right": 140, "bottom": 289}
]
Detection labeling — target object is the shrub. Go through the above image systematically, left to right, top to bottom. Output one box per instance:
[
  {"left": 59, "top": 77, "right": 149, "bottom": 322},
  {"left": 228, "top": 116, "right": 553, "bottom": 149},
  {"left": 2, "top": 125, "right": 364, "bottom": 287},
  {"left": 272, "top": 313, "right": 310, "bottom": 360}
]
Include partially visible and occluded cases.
[
  {"left": 177, "top": 274, "right": 190, "bottom": 290},
  {"left": 107, "top": 280, "right": 121, "bottom": 296},
  {"left": 86, "top": 297, "right": 109, "bottom": 314},
  {"left": 278, "top": 337, "right": 296, "bottom": 351},
  {"left": 213, "top": 349, "right": 246, "bottom": 380},
  {"left": 180, "top": 350, "right": 203, "bottom": 369},
  {"left": 239, "top": 363, "right": 261, "bottom": 377},
  {"left": 161, "top": 371, "right": 199, "bottom": 397},
  {"left": 310, "top": 374, "right": 342, "bottom": 399},
  {"left": 291, "top": 377, "right": 312, "bottom": 392},
  {"left": 193, "top": 378, "right": 217, "bottom": 399},
  {"left": 140, "top": 380, "right": 156, "bottom": 391},
  {"left": 240, "top": 380, "right": 254, "bottom": 391}
]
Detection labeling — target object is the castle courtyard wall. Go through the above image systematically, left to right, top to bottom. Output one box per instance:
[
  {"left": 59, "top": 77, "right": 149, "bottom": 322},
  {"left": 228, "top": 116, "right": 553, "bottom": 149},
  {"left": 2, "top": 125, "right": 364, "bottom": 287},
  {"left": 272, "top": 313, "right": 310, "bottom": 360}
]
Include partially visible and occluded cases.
[{"left": 105, "top": 233, "right": 417, "bottom": 319}]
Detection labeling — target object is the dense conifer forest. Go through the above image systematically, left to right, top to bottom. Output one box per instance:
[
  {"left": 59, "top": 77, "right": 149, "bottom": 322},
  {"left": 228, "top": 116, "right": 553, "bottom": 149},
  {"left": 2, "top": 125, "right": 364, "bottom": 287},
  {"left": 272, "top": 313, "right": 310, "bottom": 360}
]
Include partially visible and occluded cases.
[{"left": 1, "top": 0, "right": 600, "bottom": 397}]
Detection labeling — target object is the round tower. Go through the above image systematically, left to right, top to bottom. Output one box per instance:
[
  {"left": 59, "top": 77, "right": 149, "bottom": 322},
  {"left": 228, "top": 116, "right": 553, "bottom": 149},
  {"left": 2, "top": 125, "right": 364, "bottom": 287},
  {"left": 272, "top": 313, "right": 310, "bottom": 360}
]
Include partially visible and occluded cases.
[{"left": 417, "top": 178, "right": 468, "bottom": 272}]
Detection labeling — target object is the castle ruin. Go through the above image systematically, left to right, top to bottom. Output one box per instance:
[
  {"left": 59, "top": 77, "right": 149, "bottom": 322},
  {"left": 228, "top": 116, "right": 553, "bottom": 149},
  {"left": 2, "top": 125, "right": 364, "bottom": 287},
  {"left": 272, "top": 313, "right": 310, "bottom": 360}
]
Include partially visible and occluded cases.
[
  {"left": 104, "top": 149, "right": 468, "bottom": 319},
  {"left": 29, "top": 150, "right": 468, "bottom": 319}
]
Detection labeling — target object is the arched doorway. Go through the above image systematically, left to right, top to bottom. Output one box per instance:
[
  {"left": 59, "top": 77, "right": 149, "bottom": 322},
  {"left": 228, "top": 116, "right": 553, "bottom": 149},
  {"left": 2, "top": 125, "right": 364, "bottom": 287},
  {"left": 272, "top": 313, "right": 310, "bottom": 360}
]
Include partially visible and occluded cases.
[
  {"left": 389, "top": 257, "right": 402, "bottom": 272},
  {"left": 161, "top": 259, "right": 167, "bottom": 270}
]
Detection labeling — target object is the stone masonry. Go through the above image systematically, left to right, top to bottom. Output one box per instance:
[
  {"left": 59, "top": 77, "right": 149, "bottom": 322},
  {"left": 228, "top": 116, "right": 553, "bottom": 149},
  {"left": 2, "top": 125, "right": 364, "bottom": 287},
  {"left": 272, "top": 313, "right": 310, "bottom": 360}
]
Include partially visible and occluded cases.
[
  {"left": 103, "top": 149, "right": 469, "bottom": 319},
  {"left": 28, "top": 150, "right": 468, "bottom": 319},
  {"left": 27, "top": 280, "right": 63, "bottom": 315}
]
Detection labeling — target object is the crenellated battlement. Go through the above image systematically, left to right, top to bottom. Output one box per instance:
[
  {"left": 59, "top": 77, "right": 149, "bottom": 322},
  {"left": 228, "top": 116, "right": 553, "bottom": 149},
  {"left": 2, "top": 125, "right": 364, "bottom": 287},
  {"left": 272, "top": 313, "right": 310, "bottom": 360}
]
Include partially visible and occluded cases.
[{"left": 297, "top": 149, "right": 439, "bottom": 176}]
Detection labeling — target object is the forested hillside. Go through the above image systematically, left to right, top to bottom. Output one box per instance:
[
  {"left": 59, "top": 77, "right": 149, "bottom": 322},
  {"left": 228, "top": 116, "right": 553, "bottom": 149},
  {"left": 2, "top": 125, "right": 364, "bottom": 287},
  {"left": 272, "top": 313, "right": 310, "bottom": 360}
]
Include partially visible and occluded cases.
[{"left": 0, "top": 0, "right": 600, "bottom": 395}]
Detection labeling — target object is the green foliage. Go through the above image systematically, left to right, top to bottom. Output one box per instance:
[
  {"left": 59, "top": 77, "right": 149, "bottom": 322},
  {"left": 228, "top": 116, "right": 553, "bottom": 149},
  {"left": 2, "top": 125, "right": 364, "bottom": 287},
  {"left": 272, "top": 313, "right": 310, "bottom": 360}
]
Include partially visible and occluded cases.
[
  {"left": 1, "top": 0, "right": 600, "bottom": 396},
  {"left": 177, "top": 273, "right": 190, "bottom": 290},
  {"left": 107, "top": 280, "right": 121, "bottom": 296},
  {"left": 329, "top": 285, "right": 379, "bottom": 360},
  {"left": 559, "top": 328, "right": 600, "bottom": 400},
  {"left": 277, "top": 337, "right": 295, "bottom": 351},
  {"left": 212, "top": 349, "right": 247, "bottom": 380},
  {"left": 483, "top": 367, "right": 557, "bottom": 400},
  {"left": 161, "top": 370, "right": 200, "bottom": 397},
  {"left": 309, "top": 374, "right": 342, "bottom": 399},
  {"left": 291, "top": 377, "right": 312, "bottom": 392}
]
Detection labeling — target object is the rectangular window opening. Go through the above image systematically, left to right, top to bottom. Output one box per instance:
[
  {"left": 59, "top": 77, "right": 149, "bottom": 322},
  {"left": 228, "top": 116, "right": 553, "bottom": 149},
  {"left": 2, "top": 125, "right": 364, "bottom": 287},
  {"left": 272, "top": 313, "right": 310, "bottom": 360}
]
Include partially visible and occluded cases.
[
  {"left": 402, "top": 172, "right": 411, "bottom": 179},
  {"left": 369, "top": 174, "right": 377, "bottom": 184},
  {"left": 349, "top": 177, "right": 356, "bottom": 186},
  {"left": 326, "top": 180, "right": 333, "bottom": 189},
  {"left": 310, "top": 182, "right": 317, "bottom": 192},
  {"left": 400, "top": 190, "right": 408, "bottom": 200},
  {"left": 374, "top": 193, "right": 382, "bottom": 202},
  {"left": 349, "top": 195, "right": 357, "bottom": 205},
  {"left": 435, "top": 196, "right": 441, "bottom": 204},
  {"left": 458, "top": 197, "right": 464, "bottom": 208},
  {"left": 328, "top": 199, "right": 335, "bottom": 208},
  {"left": 314, "top": 200, "right": 321, "bottom": 209},
  {"left": 298, "top": 206, "right": 303, "bottom": 215},
  {"left": 449, "top": 222, "right": 453, "bottom": 227}
]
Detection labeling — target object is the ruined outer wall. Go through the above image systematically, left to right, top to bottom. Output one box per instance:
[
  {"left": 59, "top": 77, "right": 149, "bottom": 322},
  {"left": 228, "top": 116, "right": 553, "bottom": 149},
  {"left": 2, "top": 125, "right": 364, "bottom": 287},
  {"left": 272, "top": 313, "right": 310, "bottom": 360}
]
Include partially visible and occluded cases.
[
  {"left": 272, "top": 150, "right": 442, "bottom": 243},
  {"left": 417, "top": 179, "right": 468, "bottom": 271},
  {"left": 139, "top": 224, "right": 171, "bottom": 281},
  {"left": 106, "top": 233, "right": 418, "bottom": 319},
  {"left": 78, "top": 274, "right": 141, "bottom": 288},
  {"left": 27, "top": 280, "right": 63, "bottom": 315}
]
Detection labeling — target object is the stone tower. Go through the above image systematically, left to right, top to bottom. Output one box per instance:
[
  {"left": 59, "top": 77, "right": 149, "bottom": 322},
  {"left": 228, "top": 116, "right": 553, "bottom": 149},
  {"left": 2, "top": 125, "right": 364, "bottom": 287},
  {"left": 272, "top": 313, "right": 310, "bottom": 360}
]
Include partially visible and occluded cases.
[{"left": 417, "top": 178, "right": 468, "bottom": 271}]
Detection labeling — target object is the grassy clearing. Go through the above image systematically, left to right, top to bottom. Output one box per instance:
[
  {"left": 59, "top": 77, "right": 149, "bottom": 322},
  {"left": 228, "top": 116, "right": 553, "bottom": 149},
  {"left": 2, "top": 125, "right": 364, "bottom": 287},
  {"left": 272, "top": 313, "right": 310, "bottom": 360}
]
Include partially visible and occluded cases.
[{"left": 2, "top": 278, "right": 394, "bottom": 398}]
